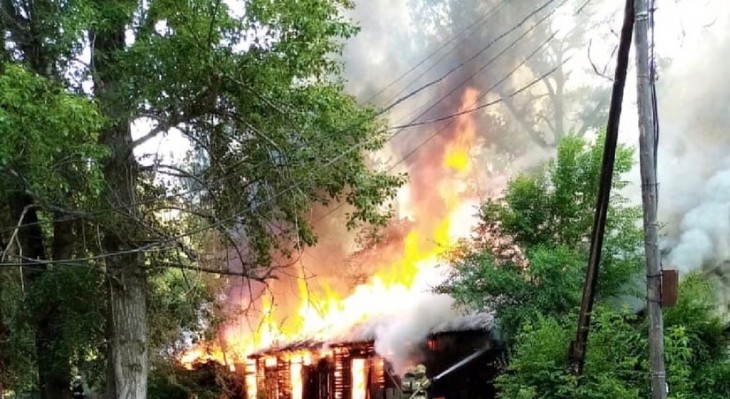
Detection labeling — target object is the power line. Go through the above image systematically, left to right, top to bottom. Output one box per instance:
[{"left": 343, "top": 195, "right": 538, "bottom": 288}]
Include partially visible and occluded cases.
[
  {"left": 0, "top": 0, "right": 576, "bottom": 269},
  {"left": 0, "top": 0, "right": 560, "bottom": 236},
  {"left": 139, "top": 0, "right": 576, "bottom": 248},
  {"left": 382, "top": 0, "right": 559, "bottom": 115},
  {"left": 0, "top": 1, "right": 510, "bottom": 236},
  {"left": 367, "top": 1, "right": 507, "bottom": 105},
  {"left": 312, "top": 26, "right": 575, "bottom": 225},
  {"left": 391, "top": 52, "right": 562, "bottom": 130},
  {"left": 0, "top": 62, "right": 560, "bottom": 271}
]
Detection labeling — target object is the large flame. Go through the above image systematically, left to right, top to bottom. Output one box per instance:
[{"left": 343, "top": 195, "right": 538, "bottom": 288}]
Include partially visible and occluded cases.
[{"left": 179, "top": 88, "right": 484, "bottom": 372}]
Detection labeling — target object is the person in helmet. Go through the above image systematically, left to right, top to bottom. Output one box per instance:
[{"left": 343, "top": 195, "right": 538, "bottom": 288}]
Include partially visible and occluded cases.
[
  {"left": 401, "top": 364, "right": 431, "bottom": 399},
  {"left": 71, "top": 376, "right": 85, "bottom": 398}
]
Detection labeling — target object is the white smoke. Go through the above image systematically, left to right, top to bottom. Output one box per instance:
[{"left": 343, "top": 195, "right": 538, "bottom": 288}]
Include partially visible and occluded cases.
[
  {"left": 645, "top": 0, "right": 730, "bottom": 313},
  {"left": 666, "top": 167, "right": 730, "bottom": 312},
  {"left": 669, "top": 169, "right": 730, "bottom": 273},
  {"left": 319, "top": 261, "right": 493, "bottom": 374},
  {"left": 367, "top": 264, "right": 494, "bottom": 374},
  {"left": 372, "top": 294, "right": 456, "bottom": 373}
]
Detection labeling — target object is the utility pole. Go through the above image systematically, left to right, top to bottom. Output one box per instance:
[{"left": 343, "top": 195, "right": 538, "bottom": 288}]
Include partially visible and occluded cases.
[
  {"left": 568, "top": 0, "right": 634, "bottom": 375},
  {"left": 634, "top": 0, "right": 667, "bottom": 398}
]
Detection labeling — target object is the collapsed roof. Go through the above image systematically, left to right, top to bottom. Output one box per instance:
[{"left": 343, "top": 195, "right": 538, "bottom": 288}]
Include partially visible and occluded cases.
[{"left": 251, "top": 312, "right": 495, "bottom": 357}]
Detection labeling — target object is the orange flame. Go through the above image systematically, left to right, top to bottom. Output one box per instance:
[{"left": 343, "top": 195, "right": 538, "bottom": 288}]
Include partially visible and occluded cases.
[
  {"left": 179, "top": 88, "right": 484, "bottom": 375},
  {"left": 444, "top": 88, "right": 479, "bottom": 173}
]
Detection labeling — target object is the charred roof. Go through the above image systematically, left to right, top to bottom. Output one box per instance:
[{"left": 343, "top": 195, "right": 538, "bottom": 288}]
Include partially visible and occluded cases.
[{"left": 250, "top": 312, "right": 494, "bottom": 357}]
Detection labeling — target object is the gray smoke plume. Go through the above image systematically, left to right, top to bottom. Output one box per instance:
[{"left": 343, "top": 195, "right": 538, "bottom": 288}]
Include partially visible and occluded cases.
[
  {"left": 560, "top": 0, "right": 730, "bottom": 314},
  {"left": 644, "top": 0, "right": 730, "bottom": 314}
]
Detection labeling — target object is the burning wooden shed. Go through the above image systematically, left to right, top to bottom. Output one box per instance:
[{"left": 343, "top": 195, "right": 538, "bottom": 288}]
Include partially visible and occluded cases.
[{"left": 241, "top": 313, "right": 501, "bottom": 399}]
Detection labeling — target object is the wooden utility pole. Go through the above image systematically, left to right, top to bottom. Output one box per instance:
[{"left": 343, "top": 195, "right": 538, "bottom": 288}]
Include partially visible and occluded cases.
[
  {"left": 568, "top": 0, "right": 634, "bottom": 375},
  {"left": 634, "top": 0, "right": 667, "bottom": 398}
]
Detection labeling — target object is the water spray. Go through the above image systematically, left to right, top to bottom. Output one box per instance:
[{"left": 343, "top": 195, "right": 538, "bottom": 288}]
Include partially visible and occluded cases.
[{"left": 432, "top": 347, "right": 489, "bottom": 382}]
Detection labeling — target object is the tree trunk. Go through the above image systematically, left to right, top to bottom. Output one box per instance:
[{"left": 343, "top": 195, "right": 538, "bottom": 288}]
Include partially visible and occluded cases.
[
  {"left": 2, "top": 3, "right": 76, "bottom": 395},
  {"left": 91, "top": 15, "right": 149, "bottom": 398},
  {"left": 97, "top": 108, "right": 149, "bottom": 399},
  {"left": 8, "top": 194, "right": 70, "bottom": 399},
  {"left": 9, "top": 197, "right": 72, "bottom": 399},
  {"left": 45, "top": 213, "right": 76, "bottom": 399},
  {"left": 0, "top": 240, "right": 7, "bottom": 399},
  {"left": 105, "top": 251, "right": 148, "bottom": 399}
]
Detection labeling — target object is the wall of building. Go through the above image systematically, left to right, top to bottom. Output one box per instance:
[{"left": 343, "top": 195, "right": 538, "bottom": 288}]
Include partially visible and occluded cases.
[{"left": 247, "top": 330, "right": 503, "bottom": 399}]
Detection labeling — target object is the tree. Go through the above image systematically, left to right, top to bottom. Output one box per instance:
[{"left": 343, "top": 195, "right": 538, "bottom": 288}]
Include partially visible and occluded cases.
[
  {"left": 2, "top": 0, "right": 404, "bottom": 396},
  {"left": 402, "top": 0, "right": 613, "bottom": 171},
  {"left": 0, "top": 62, "right": 106, "bottom": 399},
  {"left": 438, "top": 134, "right": 642, "bottom": 338},
  {"left": 438, "top": 135, "right": 729, "bottom": 398}
]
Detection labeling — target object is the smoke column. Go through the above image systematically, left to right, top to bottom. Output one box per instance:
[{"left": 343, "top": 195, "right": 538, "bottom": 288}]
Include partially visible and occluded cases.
[{"left": 650, "top": 1, "right": 730, "bottom": 312}]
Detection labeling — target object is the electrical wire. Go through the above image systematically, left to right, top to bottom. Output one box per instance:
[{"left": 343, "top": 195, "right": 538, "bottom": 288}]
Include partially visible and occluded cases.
[
  {"left": 0, "top": 0, "right": 579, "bottom": 269},
  {"left": 0, "top": 0, "right": 511, "bottom": 236},
  {"left": 312, "top": 0, "right": 593, "bottom": 224},
  {"left": 381, "top": 0, "right": 559, "bottom": 115},
  {"left": 649, "top": 0, "right": 661, "bottom": 274},
  {"left": 367, "top": 1, "right": 507, "bottom": 105}
]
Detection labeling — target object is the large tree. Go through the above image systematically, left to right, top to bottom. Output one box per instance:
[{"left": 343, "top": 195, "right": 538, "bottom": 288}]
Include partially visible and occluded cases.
[
  {"left": 1, "top": 0, "right": 403, "bottom": 397},
  {"left": 0, "top": 61, "right": 106, "bottom": 399}
]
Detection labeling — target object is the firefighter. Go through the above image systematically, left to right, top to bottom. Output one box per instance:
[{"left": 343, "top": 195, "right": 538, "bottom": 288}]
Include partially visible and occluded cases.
[
  {"left": 401, "top": 364, "right": 431, "bottom": 399},
  {"left": 71, "top": 376, "right": 84, "bottom": 399}
]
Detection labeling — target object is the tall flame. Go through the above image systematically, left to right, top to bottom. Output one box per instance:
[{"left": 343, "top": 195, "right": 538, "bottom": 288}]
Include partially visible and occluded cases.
[{"left": 179, "top": 88, "right": 485, "bottom": 373}]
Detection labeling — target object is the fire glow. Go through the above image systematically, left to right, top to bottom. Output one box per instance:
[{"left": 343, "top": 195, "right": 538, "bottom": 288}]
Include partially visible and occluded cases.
[{"left": 180, "top": 89, "right": 486, "bottom": 397}]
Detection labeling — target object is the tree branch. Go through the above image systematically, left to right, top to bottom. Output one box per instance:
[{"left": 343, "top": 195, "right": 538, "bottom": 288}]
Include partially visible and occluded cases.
[{"left": 1, "top": 204, "right": 33, "bottom": 262}]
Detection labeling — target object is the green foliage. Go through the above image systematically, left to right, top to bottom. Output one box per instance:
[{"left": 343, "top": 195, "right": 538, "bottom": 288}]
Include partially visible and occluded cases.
[
  {"left": 3, "top": 0, "right": 405, "bottom": 393},
  {"left": 115, "top": 0, "right": 404, "bottom": 266},
  {"left": 0, "top": 63, "right": 107, "bottom": 392},
  {"left": 0, "top": 64, "right": 107, "bottom": 205},
  {"left": 482, "top": 134, "right": 636, "bottom": 249},
  {"left": 438, "top": 135, "right": 729, "bottom": 398},
  {"left": 439, "top": 135, "right": 643, "bottom": 338},
  {"left": 441, "top": 244, "right": 585, "bottom": 337},
  {"left": 22, "top": 266, "right": 107, "bottom": 388},
  {"left": 147, "top": 268, "right": 222, "bottom": 350},
  {"left": 0, "top": 271, "right": 37, "bottom": 391},
  {"left": 662, "top": 275, "right": 730, "bottom": 399},
  {"left": 497, "top": 279, "right": 730, "bottom": 399},
  {"left": 497, "top": 309, "right": 645, "bottom": 399}
]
